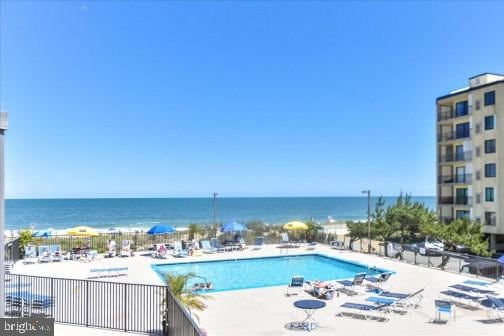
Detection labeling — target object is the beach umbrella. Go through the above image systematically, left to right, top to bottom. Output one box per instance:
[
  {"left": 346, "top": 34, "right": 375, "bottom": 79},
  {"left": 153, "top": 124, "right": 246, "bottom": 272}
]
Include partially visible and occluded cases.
[
  {"left": 221, "top": 221, "right": 246, "bottom": 232},
  {"left": 283, "top": 221, "right": 308, "bottom": 231},
  {"left": 147, "top": 224, "right": 176, "bottom": 235},
  {"left": 67, "top": 226, "right": 99, "bottom": 237},
  {"left": 32, "top": 229, "right": 55, "bottom": 238},
  {"left": 498, "top": 255, "right": 504, "bottom": 264}
]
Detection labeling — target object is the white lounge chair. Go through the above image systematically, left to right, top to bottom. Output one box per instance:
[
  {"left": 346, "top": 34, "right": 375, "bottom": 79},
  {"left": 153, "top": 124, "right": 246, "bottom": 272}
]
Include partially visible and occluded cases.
[
  {"left": 253, "top": 236, "right": 264, "bottom": 250},
  {"left": 120, "top": 240, "right": 132, "bottom": 257},
  {"left": 200, "top": 240, "right": 217, "bottom": 253},
  {"left": 173, "top": 241, "right": 188, "bottom": 257},
  {"left": 23, "top": 245, "right": 38, "bottom": 265},
  {"left": 37, "top": 245, "right": 51, "bottom": 263},
  {"left": 49, "top": 245, "right": 63, "bottom": 262},
  {"left": 485, "top": 295, "right": 504, "bottom": 320}
]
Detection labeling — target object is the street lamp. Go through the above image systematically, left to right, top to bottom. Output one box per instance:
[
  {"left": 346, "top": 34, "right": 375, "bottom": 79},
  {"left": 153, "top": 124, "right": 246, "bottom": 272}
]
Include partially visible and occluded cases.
[
  {"left": 0, "top": 111, "right": 8, "bottom": 317},
  {"left": 362, "top": 190, "right": 371, "bottom": 253},
  {"left": 213, "top": 192, "right": 218, "bottom": 237}
]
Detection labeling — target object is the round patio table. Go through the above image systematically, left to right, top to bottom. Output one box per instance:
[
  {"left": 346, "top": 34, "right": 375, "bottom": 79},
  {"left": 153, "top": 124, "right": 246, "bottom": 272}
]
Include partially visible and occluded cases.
[{"left": 293, "top": 299, "right": 326, "bottom": 331}]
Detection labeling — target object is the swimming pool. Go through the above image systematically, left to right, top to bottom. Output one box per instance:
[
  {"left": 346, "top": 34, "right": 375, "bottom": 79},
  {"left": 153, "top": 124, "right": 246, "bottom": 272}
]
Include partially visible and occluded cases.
[{"left": 152, "top": 254, "right": 390, "bottom": 292}]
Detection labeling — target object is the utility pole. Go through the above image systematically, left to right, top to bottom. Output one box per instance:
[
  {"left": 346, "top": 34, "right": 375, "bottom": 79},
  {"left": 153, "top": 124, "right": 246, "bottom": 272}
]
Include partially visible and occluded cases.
[
  {"left": 0, "top": 111, "right": 9, "bottom": 317},
  {"left": 362, "top": 190, "right": 371, "bottom": 253},
  {"left": 213, "top": 192, "right": 218, "bottom": 237}
]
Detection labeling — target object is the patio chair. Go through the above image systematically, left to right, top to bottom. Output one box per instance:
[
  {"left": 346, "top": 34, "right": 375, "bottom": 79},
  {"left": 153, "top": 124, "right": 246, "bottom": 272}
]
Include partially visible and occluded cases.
[
  {"left": 280, "top": 232, "right": 292, "bottom": 247},
  {"left": 252, "top": 236, "right": 264, "bottom": 250},
  {"left": 210, "top": 238, "right": 227, "bottom": 252},
  {"left": 120, "top": 240, "right": 132, "bottom": 257},
  {"left": 200, "top": 240, "right": 217, "bottom": 253},
  {"left": 330, "top": 240, "right": 345, "bottom": 249},
  {"left": 173, "top": 241, "right": 189, "bottom": 257},
  {"left": 306, "top": 242, "right": 318, "bottom": 250},
  {"left": 154, "top": 244, "right": 169, "bottom": 258},
  {"left": 23, "top": 245, "right": 38, "bottom": 265},
  {"left": 49, "top": 245, "right": 63, "bottom": 262},
  {"left": 37, "top": 246, "right": 51, "bottom": 263},
  {"left": 365, "top": 272, "right": 392, "bottom": 291},
  {"left": 338, "top": 273, "right": 367, "bottom": 287},
  {"left": 286, "top": 276, "right": 304, "bottom": 296},
  {"left": 449, "top": 284, "right": 496, "bottom": 294},
  {"left": 377, "top": 288, "right": 425, "bottom": 309},
  {"left": 440, "top": 290, "right": 485, "bottom": 309},
  {"left": 5, "top": 291, "right": 55, "bottom": 317},
  {"left": 485, "top": 295, "right": 504, "bottom": 320},
  {"left": 433, "top": 300, "right": 455, "bottom": 322},
  {"left": 337, "top": 302, "right": 391, "bottom": 322}
]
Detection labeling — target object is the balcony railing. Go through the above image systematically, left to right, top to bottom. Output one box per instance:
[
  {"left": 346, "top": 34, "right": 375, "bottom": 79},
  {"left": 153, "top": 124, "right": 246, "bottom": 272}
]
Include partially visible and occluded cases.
[
  {"left": 438, "top": 109, "right": 470, "bottom": 121},
  {"left": 437, "top": 130, "right": 471, "bottom": 142},
  {"left": 438, "top": 151, "right": 472, "bottom": 163},
  {"left": 438, "top": 174, "right": 472, "bottom": 184},
  {"left": 438, "top": 196, "right": 473, "bottom": 206},
  {"left": 455, "top": 196, "right": 473, "bottom": 206},
  {"left": 438, "top": 216, "right": 454, "bottom": 224}
]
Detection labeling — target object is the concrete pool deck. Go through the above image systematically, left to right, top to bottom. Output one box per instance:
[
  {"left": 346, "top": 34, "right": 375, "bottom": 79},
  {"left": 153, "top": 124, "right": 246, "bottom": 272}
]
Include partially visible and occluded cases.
[{"left": 12, "top": 244, "right": 504, "bottom": 335}]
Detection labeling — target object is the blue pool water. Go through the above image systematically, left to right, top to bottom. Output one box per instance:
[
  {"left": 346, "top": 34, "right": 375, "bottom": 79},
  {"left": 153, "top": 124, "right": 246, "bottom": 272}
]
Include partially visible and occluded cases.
[{"left": 152, "top": 254, "right": 389, "bottom": 292}]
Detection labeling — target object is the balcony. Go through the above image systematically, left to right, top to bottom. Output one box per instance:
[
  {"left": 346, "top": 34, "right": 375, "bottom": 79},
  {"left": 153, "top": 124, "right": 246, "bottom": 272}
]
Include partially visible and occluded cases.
[
  {"left": 438, "top": 109, "right": 470, "bottom": 122},
  {"left": 437, "top": 130, "right": 471, "bottom": 143},
  {"left": 438, "top": 151, "right": 472, "bottom": 163},
  {"left": 438, "top": 174, "right": 472, "bottom": 184},
  {"left": 438, "top": 196, "right": 473, "bottom": 206},
  {"left": 438, "top": 216, "right": 454, "bottom": 224}
]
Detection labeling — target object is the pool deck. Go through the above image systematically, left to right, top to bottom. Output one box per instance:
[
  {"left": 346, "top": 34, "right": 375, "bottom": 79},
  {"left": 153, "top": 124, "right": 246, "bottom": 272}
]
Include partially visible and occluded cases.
[{"left": 12, "top": 244, "right": 504, "bottom": 336}]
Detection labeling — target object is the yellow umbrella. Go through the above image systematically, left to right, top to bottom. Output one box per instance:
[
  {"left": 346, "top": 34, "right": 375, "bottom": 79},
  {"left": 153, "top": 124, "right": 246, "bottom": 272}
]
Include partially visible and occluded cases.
[
  {"left": 283, "top": 221, "right": 308, "bottom": 231},
  {"left": 67, "top": 226, "right": 99, "bottom": 237}
]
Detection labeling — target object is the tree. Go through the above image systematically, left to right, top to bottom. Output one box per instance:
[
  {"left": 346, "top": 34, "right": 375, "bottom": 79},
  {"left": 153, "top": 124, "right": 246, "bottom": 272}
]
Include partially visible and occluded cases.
[
  {"left": 371, "top": 197, "right": 397, "bottom": 255},
  {"left": 421, "top": 218, "right": 490, "bottom": 256},
  {"left": 246, "top": 220, "right": 267, "bottom": 237},
  {"left": 305, "top": 220, "right": 322, "bottom": 242},
  {"left": 346, "top": 220, "right": 368, "bottom": 251},
  {"left": 188, "top": 223, "right": 202, "bottom": 241},
  {"left": 18, "top": 229, "right": 33, "bottom": 257},
  {"left": 165, "top": 273, "right": 212, "bottom": 321}
]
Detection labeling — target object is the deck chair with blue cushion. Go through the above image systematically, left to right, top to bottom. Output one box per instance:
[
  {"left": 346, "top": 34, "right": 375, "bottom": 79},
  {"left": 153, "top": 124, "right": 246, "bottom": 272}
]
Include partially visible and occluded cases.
[
  {"left": 253, "top": 236, "right": 264, "bottom": 250},
  {"left": 210, "top": 238, "right": 228, "bottom": 252},
  {"left": 200, "top": 240, "right": 217, "bottom": 253},
  {"left": 173, "top": 241, "right": 189, "bottom": 257},
  {"left": 23, "top": 245, "right": 38, "bottom": 265},
  {"left": 49, "top": 245, "right": 63, "bottom": 262},
  {"left": 37, "top": 246, "right": 51, "bottom": 263},
  {"left": 337, "top": 273, "right": 366, "bottom": 295},
  {"left": 365, "top": 273, "right": 392, "bottom": 291},
  {"left": 286, "top": 276, "right": 304, "bottom": 296},
  {"left": 449, "top": 284, "right": 496, "bottom": 294},
  {"left": 377, "top": 288, "right": 425, "bottom": 309},
  {"left": 440, "top": 290, "right": 485, "bottom": 309},
  {"left": 5, "top": 291, "right": 55, "bottom": 317},
  {"left": 485, "top": 295, "right": 504, "bottom": 320},
  {"left": 433, "top": 300, "right": 455, "bottom": 323},
  {"left": 338, "top": 302, "right": 391, "bottom": 322}
]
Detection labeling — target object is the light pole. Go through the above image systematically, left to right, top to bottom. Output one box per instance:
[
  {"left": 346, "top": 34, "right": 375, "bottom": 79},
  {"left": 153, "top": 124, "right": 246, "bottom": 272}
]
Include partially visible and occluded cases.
[
  {"left": 0, "top": 111, "right": 8, "bottom": 317},
  {"left": 362, "top": 190, "right": 371, "bottom": 253},
  {"left": 213, "top": 192, "right": 218, "bottom": 237}
]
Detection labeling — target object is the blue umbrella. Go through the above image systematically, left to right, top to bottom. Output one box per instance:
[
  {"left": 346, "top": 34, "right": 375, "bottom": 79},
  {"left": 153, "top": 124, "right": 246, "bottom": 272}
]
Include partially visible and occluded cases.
[
  {"left": 221, "top": 221, "right": 246, "bottom": 232},
  {"left": 147, "top": 224, "right": 176, "bottom": 235},
  {"left": 32, "top": 229, "right": 54, "bottom": 238},
  {"left": 497, "top": 254, "right": 504, "bottom": 264}
]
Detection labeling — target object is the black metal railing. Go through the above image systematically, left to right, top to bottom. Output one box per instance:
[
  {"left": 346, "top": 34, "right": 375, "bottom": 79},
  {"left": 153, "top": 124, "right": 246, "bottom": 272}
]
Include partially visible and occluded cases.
[
  {"left": 438, "top": 109, "right": 470, "bottom": 121},
  {"left": 437, "top": 131, "right": 455, "bottom": 142},
  {"left": 438, "top": 151, "right": 472, "bottom": 163},
  {"left": 438, "top": 174, "right": 472, "bottom": 184},
  {"left": 438, "top": 196, "right": 454, "bottom": 205},
  {"left": 455, "top": 196, "right": 472, "bottom": 206},
  {"left": 438, "top": 216, "right": 454, "bottom": 224},
  {"left": 4, "top": 274, "right": 203, "bottom": 336}
]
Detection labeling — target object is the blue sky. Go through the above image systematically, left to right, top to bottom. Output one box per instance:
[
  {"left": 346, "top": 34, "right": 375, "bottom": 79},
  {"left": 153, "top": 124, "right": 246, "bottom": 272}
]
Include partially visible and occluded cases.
[{"left": 1, "top": 1, "right": 503, "bottom": 198}]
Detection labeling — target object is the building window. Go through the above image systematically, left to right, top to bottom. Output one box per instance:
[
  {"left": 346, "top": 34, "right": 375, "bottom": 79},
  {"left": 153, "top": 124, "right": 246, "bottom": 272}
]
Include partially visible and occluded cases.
[
  {"left": 484, "top": 91, "right": 496, "bottom": 106},
  {"left": 475, "top": 100, "right": 481, "bottom": 110},
  {"left": 455, "top": 101, "right": 468, "bottom": 117},
  {"left": 485, "top": 115, "right": 495, "bottom": 130},
  {"left": 455, "top": 122, "right": 470, "bottom": 139},
  {"left": 485, "top": 139, "right": 496, "bottom": 153},
  {"left": 475, "top": 146, "right": 481, "bottom": 157},
  {"left": 485, "top": 163, "right": 496, "bottom": 177},
  {"left": 476, "top": 170, "right": 481, "bottom": 180},
  {"left": 485, "top": 187, "right": 495, "bottom": 202},
  {"left": 475, "top": 193, "right": 481, "bottom": 204},
  {"left": 456, "top": 210, "right": 470, "bottom": 219},
  {"left": 485, "top": 212, "right": 496, "bottom": 226},
  {"left": 475, "top": 217, "right": 481, "bottom": 224}
]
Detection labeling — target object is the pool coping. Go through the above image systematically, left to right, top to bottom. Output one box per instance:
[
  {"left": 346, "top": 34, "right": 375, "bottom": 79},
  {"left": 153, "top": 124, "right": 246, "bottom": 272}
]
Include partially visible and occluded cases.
[{"left": 151, "top": 252, "right": 394, "bottom": 292}]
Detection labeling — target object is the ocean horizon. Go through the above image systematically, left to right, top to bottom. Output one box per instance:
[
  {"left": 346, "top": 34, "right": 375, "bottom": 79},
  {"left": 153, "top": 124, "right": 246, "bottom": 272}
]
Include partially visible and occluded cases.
[{"left": 5, "top": 196, "right": 436, "bottom": 231}]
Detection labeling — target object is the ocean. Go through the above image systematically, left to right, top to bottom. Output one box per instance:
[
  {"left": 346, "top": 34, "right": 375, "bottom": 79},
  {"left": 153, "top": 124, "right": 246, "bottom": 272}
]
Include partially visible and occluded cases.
[{"left": 4, "top": 197, "right": 436, "bottom": 231}]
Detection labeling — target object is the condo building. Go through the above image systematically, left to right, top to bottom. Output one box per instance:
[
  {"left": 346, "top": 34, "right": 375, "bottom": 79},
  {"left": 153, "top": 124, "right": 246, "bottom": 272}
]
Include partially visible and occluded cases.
[{"left": 436, "top": 73, "right": 504, "bottom": 251}]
